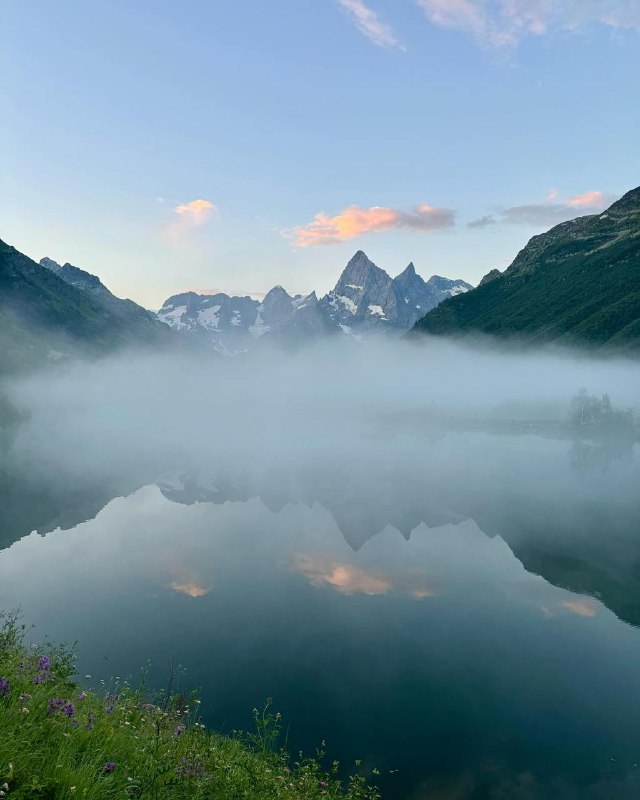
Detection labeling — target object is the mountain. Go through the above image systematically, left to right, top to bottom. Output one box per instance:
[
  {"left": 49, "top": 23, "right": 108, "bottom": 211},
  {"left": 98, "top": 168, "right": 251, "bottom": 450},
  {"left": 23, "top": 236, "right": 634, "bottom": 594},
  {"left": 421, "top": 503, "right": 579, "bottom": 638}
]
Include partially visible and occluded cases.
[
  {"left": 413, "top": 187, "right": 640, "bottom": 349},
  {"left": 0, "top": 240, "right": 174, "bottom": 374},
  {"left": 157, "top": 250, "right": 471, "bottom": 351},
  {"left": 320, "top": 251, "right": 471, "bottom": 334},
  {"left": 40, "top": 257, "right": 161, "bottom": 330},
  {"left": 156, "top": 285, "right": 313, "bottom": 354}
]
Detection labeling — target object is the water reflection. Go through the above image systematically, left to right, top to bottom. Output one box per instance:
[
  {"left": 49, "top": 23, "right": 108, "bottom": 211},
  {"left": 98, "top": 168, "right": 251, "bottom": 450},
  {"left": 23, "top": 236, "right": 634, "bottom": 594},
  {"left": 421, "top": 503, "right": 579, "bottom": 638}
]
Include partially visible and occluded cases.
[{"left": 0, "top": 430, "right": 639, "bottom": 798}]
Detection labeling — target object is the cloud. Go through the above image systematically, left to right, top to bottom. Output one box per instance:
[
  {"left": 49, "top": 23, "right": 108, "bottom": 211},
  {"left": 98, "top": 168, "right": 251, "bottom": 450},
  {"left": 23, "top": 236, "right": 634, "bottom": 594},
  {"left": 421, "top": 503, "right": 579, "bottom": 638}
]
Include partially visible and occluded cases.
[
  {"left": 337, "top": 0, "right": 404, "bottom": 49},
  {"left": 414, "top": 0, "right": 640, "bottom": 48},
  {"left": 469, "top": 189, "right": 613, "bottom": 229},
  {"left": 566, "top": 190, "right": 607, "bottom": 209},
  {"left": 165, "top": 198, "right": 216, "bottom": 241},
  {"left": 174, "top": 198, "right": 216, "bottom": 223},
  {"left": 290, "top": 202, "right": 455, "bottom": 246},
  {"left": 467, "top": 214, "right": 497, "bottom": 229},
  {"left": 294, "top": 554, "right": 391, "bottom": 595},
  {"left": 293, "top": 555, "right": 438, "bottom": 598},
  {"left": 169, "top": 580, "right": 211, "bottom": 597},
  {"left": 562, "top": 598, "right": 597, "bottom": 617}
]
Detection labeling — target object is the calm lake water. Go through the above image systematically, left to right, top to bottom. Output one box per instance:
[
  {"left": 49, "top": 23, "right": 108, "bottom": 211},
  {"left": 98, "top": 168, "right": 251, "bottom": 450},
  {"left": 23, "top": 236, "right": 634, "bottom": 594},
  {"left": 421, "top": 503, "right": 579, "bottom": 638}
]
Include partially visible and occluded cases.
[{"left": 1, "top": 427, "right": 640, "bottom": 799}]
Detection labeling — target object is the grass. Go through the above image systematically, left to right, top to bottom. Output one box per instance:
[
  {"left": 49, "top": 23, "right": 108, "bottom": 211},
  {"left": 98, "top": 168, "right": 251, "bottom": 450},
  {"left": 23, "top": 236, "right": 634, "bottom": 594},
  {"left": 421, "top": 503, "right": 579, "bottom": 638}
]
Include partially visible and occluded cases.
[{"left": 0, "top": 612, "right": 380, "bottom": 800}]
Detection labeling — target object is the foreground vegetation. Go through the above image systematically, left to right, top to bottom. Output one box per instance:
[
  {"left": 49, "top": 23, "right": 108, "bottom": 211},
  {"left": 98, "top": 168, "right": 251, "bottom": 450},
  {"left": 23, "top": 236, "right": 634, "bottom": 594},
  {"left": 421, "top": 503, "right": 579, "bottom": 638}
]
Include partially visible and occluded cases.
[{"left": 0, "top": 613, "right": 380, "bottom": 800}]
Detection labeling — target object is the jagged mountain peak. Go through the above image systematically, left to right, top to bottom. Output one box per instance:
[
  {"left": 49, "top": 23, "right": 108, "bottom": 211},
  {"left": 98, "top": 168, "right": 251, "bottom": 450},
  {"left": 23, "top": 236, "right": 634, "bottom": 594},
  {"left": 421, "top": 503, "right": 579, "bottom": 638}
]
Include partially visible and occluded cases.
[
  {"left": 40, "top": 257, "right": 62, "bottom": 272},
  {"left": 396, "top": 262, "right": 417, "bottom": 279},
  {"left": 263, "top": 284, "right": 291, "bottom": 300}
]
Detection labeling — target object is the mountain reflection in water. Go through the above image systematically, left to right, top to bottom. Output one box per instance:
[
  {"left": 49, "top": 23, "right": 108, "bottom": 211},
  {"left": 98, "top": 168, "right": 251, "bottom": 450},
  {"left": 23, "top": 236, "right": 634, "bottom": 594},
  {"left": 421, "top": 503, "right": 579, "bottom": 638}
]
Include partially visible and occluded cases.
[{"left": 1, "top": 429, "right": 639, "bottom": 799}]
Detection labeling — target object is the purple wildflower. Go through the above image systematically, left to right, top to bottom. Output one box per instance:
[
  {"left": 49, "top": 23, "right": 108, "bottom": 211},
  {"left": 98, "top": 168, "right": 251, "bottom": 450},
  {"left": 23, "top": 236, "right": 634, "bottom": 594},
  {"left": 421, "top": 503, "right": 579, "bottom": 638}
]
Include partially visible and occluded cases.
[
  {"left": 38, "top": 655, "right": 51, "bottom": 671},
  {"left": 32, "top": 676, "right": 43, "bottom": 685},
  {"left": 0, "top": 677, "right": 10, "bottom": 697},
  {"left": 77, "top": 692, "right": 87, "bottom": 701},
  {"left": 47, "top": 698, "right": 76, "bottom": 718},
  {"left": 48, "top": 698, "right": 64, "bottom": 715},
  {"left": 105, "top": 704, "right": 114, "bottom": 714},
  {"left": 174, "top": 724, "right": 185, "bottom": 737},
  {"left": 104, "top": 761, "right": 116, "bottom": 774}
]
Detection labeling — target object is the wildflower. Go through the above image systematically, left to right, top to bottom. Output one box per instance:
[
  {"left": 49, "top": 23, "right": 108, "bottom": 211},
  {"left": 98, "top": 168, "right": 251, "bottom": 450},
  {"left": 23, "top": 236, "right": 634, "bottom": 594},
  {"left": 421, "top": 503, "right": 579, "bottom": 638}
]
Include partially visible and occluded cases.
[
  {"left": 38, "top": 655, "right": 51, "bottom": 671},
  {"left": 32, "top": 676, "right": 43, "bottom": 685},
  {"left": 0, "top": 677, "right": 10, "bottom": 697},
  {"left": 19, "top": 692, "right": 31, "bottom": 702},
  {"left": 78, "top": 692, "right": 87, "bottom": 701},
  {"left": 48, "top": 698, "right": 76, "bottom": 718},
  {"left": 105, "top": 705, "right": 114, "bottom": 714},
  {"left": 21, "top": 706, "right": 30, "bottom": 714},
  {"left": 174, "top": 724, "right": 185, "bottom": 737},
  {"left": 104, "top": 761, "right": 116, "bottom": 774}
]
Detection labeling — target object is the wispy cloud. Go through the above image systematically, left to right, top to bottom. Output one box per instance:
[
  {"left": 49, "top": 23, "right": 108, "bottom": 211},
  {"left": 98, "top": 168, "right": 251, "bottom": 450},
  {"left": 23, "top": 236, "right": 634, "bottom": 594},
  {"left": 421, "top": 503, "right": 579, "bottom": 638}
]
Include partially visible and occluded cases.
[
  {"left": 337, "top": 0, "right": 404, "bottom": 49},
  {"left": 415, "top": 0, "right": 640, "bottom": 48},
  {"left": 468, "top": 189, "right": 614, "bottom": 228},
  {"left": 566, "top": 190, "right": 607, "bottom": 208},
  {"left": 166, "top": 198, "right": 216, "bottom": 241},
  {"left": 174, "top": 198, "right": 216, "bottom": 223},
  {"left": 290, "top": 202, "right": 454, "bottom": 246},
  {"left": 467, "top": 214, "right": 497, "bottom": 229},
  {"left": 293, "top": 555, "right": 438, "bottom": 598},
  {"left": 562, "top": 598, "right": 597, "bottom": 617}
]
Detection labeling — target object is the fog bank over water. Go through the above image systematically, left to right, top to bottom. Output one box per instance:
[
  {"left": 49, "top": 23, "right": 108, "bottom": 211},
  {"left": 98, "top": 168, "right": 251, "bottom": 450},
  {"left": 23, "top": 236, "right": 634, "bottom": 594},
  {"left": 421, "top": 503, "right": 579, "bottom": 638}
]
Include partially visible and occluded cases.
[
  {"left": 2, "top": 338, "right": 640, "bottom": 800},
  {"left": 4, "top": 338, "right": 639, "bottom": 483}
]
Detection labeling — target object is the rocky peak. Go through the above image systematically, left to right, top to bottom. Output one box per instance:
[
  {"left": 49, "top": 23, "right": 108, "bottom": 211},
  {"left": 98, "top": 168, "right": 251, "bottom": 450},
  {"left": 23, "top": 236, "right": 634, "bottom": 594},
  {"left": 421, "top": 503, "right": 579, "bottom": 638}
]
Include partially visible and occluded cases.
[
  {"left": 333, "top": 251, "right": 391, "bottom": 298},
  {"left": 40, "top": 257, "right": 62, "bottom": 273},
  {"left": 396, "top": 262, "right": 417, "bottom": 280},
  {"left": 479, "top": 269, "right": 502, "bottom": 286},
  {"left": 260, "top": 285, "right": 295, "bottom": 325}
]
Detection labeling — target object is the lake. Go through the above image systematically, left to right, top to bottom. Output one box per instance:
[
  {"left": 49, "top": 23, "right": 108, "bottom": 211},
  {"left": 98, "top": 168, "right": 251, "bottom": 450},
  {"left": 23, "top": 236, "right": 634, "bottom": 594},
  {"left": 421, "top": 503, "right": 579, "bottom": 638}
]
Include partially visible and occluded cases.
[{"left": 2, "top": 413, "right": 639, "bottom": 799}]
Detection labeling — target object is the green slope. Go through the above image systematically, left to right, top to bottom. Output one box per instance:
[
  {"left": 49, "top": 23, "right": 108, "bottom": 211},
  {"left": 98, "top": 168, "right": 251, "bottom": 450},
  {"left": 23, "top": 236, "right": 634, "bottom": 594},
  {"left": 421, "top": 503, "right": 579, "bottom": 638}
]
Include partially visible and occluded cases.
[
  {"left": 413, "top": 186, "right": 640, "bottom": 350},
  {"left": 0, "top": 239, "right": 174, "bottom": 374}
]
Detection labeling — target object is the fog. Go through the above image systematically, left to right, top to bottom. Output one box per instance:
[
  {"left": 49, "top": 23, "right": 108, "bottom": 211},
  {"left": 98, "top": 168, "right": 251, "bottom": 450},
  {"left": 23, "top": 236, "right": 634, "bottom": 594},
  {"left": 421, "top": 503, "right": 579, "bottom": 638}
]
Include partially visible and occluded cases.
[
  {"left": 3, "top": 337, "right": 639, "bottom": 487},
  {"left": 2, "top": 338, "right": 640, "bottom": 800}
]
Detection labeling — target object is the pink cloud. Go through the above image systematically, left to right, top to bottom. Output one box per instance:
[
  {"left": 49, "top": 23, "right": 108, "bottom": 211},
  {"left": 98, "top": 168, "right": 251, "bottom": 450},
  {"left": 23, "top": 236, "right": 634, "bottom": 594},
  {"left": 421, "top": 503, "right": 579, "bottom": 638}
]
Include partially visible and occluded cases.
[
  {"left": 468, "top": 188, "right": 614, "bottom": 229},
  {"left": 566, "top": 190, "right": 606, "bottom": 209},
  {"left": 165, "top": 198, "right": 216, "bottom": 242},
  {"left": 174, "top": 198, "right": 216, "bottom": 223},
  {"left": 290, "top": 202, "right": 454, "bottom": 246},
  {"left": 562, "top": 598, "right": 597, "bottom": 617}
]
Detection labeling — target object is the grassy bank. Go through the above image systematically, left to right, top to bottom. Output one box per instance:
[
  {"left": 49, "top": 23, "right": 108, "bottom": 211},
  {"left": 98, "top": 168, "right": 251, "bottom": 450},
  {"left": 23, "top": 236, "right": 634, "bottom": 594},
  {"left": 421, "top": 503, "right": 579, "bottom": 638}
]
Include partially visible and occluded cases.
[{"left": 0, "top": 613, "right": 380, "bottom": 800}]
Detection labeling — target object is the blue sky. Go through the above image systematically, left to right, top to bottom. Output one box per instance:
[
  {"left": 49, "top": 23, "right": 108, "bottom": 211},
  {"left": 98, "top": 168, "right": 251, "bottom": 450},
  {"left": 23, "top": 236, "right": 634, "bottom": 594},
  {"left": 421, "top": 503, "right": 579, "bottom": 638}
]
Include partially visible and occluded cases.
[{"left": 2, "top": 0, "right": 639, "bottom": 308}]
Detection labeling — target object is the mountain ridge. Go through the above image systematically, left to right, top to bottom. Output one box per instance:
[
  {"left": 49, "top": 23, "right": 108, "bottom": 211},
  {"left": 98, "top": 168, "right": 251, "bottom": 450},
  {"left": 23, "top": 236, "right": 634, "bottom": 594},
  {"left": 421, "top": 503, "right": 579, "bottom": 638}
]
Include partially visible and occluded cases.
[
  {"left": 412, "top": 187, "right": 640, "bottom": 350},
  {"left": 157, "top": 250, "right": 472, "bottom": 353}
]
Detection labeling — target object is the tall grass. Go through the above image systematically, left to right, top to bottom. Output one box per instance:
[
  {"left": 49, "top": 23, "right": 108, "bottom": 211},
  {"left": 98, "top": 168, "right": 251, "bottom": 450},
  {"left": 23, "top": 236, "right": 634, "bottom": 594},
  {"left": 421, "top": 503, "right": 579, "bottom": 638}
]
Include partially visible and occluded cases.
[{"left": 0, "top": 612, "right": 380, "bottom": 800}]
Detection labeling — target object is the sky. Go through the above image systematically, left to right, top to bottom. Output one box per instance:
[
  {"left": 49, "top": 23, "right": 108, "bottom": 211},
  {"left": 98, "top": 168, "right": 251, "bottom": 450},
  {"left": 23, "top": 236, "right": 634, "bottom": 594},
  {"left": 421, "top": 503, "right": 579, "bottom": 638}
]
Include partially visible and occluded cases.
[{"left": 2, "top": 0, "right": 639, "bottom": 309}]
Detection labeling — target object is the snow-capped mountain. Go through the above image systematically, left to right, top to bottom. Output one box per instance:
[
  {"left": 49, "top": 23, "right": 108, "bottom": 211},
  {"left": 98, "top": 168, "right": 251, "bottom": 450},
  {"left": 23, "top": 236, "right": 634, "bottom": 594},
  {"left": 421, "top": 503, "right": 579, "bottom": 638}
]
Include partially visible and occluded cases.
[
  {"left": 155, "top": 251, "right": 472, "bottom": 353},
  {"left": 320, "top": 251, "right": 472, "bottom": 334}
]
